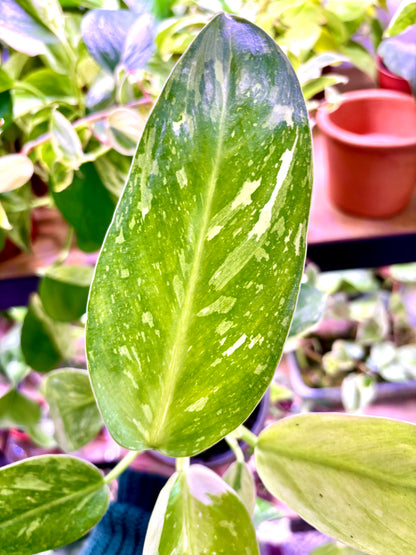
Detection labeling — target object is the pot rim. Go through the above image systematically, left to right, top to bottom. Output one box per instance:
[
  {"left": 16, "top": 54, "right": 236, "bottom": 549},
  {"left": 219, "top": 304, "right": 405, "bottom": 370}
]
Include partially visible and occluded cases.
[{"left": 316, "top": 89, "right": 416, "bottom": 149}]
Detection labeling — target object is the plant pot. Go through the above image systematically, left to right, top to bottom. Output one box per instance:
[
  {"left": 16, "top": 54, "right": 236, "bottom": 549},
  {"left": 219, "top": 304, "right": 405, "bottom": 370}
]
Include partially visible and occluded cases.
[
  {"left": 376, "top": 56, "right": 412, "bottom": 95},
  {"left": 316, "top": 89, "right": 416, "bottom": 218},
  {"left": 288, "top": 351, "right": 416, "bottom": 409},
  {"left": 148, "top": 391, "right": 270, "bottom": 469}
]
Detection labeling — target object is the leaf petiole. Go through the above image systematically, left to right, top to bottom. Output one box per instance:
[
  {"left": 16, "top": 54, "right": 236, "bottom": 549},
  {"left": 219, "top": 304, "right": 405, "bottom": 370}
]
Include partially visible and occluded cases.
[
  {"left": 235, "top": 425, "right": 258, "bottom": 449},
  {"left": 103, "top": 450, "right": 141, "bottom": 484}
]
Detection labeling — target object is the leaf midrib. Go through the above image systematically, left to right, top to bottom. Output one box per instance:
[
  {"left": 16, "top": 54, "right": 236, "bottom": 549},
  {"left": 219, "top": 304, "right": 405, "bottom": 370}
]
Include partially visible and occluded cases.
[
  {"left": 150, "top": 37, "right": 232, "bottom": 448},
  {"left": 258, "top": 444, "right": 416, "bottom": 492},
  {"left": 0, "top": 481, "right": 105, "bottom": 531}
]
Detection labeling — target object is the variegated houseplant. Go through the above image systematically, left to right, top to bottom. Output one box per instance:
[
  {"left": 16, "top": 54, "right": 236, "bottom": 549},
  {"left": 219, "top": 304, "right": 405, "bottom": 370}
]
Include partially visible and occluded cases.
[{"left": 1, "top": 13, "right": 416, "bottom": 555}]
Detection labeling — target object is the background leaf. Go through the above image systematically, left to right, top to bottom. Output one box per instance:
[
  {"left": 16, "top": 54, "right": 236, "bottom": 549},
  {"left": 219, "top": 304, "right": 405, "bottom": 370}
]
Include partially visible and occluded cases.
[
  {"left": 0, "top": 0, "right": 58, "bottom": 56},
  {"left": 385, "top": 0, "right": 416, "bottom": 37},
  {"left": 87, "top": 13, "right": 312, "bottom": 456},
  {"left": 121, "top": 13, "right": 155, "bottom": 72},
  {"left": 50, "top": 110, "right": 84, "bottom": 170},
  {"left": 0, "top": 154, "right": 34, "bottom": 193},
  {"left": 53, "top": 162, "right": 115, "bottom": 252},
  {"left": 40, "top": 265, "right": 94, "bottom": 322},
  {"left": 289, "top": 283, "right": 327, "bottom": 338},
  {"left": 21, "top": 294, "right": 73, "bottom": 372},
  {"left": 43, "top": 368, "right": 103, "bottom": 452},
  {"left": 0, "top": 388, "right": 41, "bottom": 431},
  {"left": 255, "top": 413, "right": 416, "bottom": 555},
  {"left": 0, "top": 455, "right": 109, "bottom": 554},
  {"left": 223, "top": 460, "right": 256, "bottom": 514},
  {"left": 143, "top": 464, "right": 259, "bottom": 554}
]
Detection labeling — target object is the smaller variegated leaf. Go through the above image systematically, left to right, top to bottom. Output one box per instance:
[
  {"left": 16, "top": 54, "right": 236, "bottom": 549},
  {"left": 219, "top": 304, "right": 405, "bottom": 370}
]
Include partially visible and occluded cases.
[
  {"left": 223, "top": 460, "right": 256, "bottom": 514},
  {"left": 143, "top": 464, "right": 259, "bottom": 554}
]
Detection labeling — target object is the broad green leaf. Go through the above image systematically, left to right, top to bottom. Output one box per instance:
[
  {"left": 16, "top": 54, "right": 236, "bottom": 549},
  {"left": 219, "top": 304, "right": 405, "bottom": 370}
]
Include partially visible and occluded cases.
[
  {"left": 0, "top": 0, "right": 58, "bottom": 56},
  {"left": 385, "top": 0, "right": 416, "bottom": 37},
  {"left": 87, "top": 13, "right": 312, "bottom": 456},
  {"left": 339, "top": 41, "right": 376, "bottom": 79},
  {"left": 24, "top": 68, "right": 78, "bottom": 105},
  {"left": 50, "top": 110, "right": 84, "bottom": 170},
  {"left": 0, "top": 154, "right": 34, "bottom": 193},
  {"left": 53, "top": 162, "right": 115, "bottom": 252},
  {"left": 1, "top": 186, "right": 32, "bottom": 252},
  {"left": 40, "top": 265, "right": 94, "bottom": 322},
  {"left": 289, "top": 283, "right": 327, "bottom": 338},
  {"left": 21, "top": 294, "right": 73, "bottom": 372},
  {"left": 43, "top": 368, "right": 103, "bottom": 452},
  {"left": 0, "top": 388, "right": 41, "bottom": 430},
  {"left": 255, "top": 413, "right": 416, "bottom": 555},
  {"left": 0, "top": 455, "right": 109, "bottom": 554},
  {"left": 223, "top": 460, "right": 256, "bottom": 514},
  {"left": 143, "top": 464, "right": 259, "bottom": 554}
]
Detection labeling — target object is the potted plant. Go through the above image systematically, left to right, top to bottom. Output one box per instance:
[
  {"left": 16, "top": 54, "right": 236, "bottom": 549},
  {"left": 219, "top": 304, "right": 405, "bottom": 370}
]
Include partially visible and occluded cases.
[
  {"left": 2, "top": 13, "right": 416, "bottom": 555},
  {"left": 289, "top": 267, "right": 416, "bottom": 411}
]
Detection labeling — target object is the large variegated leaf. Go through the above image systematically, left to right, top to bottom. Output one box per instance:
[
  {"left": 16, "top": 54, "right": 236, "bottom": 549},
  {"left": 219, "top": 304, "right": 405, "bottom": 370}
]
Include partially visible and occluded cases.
[
  {"left": 87, "top": 13, "right": 312, "bottom": 455},
  {"left": 255, "top": 414, "right": 416, "bottom": 555},
  {"left": 0, "top": 455, "right": 109, "bottom": 554},
  {"left": 143, "top": 464, "right": 259, "bottom": 554}
]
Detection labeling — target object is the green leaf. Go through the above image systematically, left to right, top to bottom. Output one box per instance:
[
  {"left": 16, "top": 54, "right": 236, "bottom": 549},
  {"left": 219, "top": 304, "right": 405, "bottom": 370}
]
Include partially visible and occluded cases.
[
  {"left": 16, "top": 0, "right": 67, "bottom": 43},
  {"left": 385, "top": 0, "right": 416, "bottom": 37},
  {"left": 87, "top": 13, "right": 312, "bottom": 455},
  {"left": 339, "top": 40, "right": 376, "bottom": 78},
  {"left": 0, "top": 68, "right": 14, "bottom": 94},
  {"left": 302, "top": 75, "right": 348, "bottom": 100},
  {"left": 0, "top": 91, "right": 13, "bottom": 133},
  {"left": 106, "top": 107, "right": 145, "bottom": 156},
  {"left": 50, "top": 110, "right": 84, "bottom": 170},
  {"left": 94, "top": 149, "right": 132, "bottom": 197},
  {"left": 0, "top": 154, "right": 34, "bottom": 193},
  {"left": 53, "top": 162, "right": 115, "bottom": 252},
  {"left": 1, "top": 186, "right": 32, "bottom": 252},
  {"left": 389, "top": 263, "right": 416, "bottom": 283},
  {"left": 40, "top": 265, "right": 94, "bottom": 322},
  {"left": 289, "top": 283, "right": 327, "bottom": 337},
  {"left": 21, "top": 294, "right": 73, "bottom": 372},
  {"left": 43, "top": 368, "right": 103, "bottom": 452},
  {"left": 0, "top": 388, "right": 41, "bottom": 430},
  {"left": 255, "top": 413, "right": 416, "bottom": 555},
  {"left": 0, "top": 455, "right": 109, "bottom": 554},
  {"left": 223, "top": 460, "right": 256, "bottom": 514},
  {"left": 143, "top": 464, "right": 259, "bottom": 554},
  {"left": 310, "top": 542, "right": 365, "bottom": 555}
]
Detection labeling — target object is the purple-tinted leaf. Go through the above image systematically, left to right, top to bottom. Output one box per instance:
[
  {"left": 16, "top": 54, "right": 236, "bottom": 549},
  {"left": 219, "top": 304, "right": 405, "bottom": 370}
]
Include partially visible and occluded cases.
[{"left": 121, "top": 13, "right": 154, "bottom": 72}]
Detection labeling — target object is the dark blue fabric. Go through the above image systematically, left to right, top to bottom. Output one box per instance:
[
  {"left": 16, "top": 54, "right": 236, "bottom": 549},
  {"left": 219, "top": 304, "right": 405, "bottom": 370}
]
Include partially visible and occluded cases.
[{"left": 81, "top": 470, "right": 167, "bottom": 555}]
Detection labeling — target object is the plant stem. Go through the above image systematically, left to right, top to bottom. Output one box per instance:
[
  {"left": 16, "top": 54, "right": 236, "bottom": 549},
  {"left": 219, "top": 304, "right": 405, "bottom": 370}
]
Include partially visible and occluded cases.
[
  {"left": 21, "top": 97, "right": 154, "bottom": 156},
  {"left": 54, "top": 227, "right": 74, "bottom": 265},
  {"left": 235, "top": 425, "right": 258, "bottom": 448},
  {"left": 225, "top": 435, "right": 245, "bottom": 463},
  {"left": 104, "top": 450, "right": 141, "bottom": 484},
  {"left": 175, "top": 457, "right": 190, "bottom": 472}
]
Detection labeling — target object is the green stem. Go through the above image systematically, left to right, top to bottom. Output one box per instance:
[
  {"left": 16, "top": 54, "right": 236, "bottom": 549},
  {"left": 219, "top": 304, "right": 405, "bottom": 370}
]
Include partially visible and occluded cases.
[
  {"left": 55, "top": 227, "right": 74, "bottom": 265},
  {"left": 235, "top": 425, "right": 258, "bottom": 448},
  {"left": 225, "top": 435, "right": 244, "bottom": 463},
  {"left": 104, "top": 450, "right": 141, "bottom": 484},
  {"left": 175, "top": 457, "right": 190, "bottom": 472}
]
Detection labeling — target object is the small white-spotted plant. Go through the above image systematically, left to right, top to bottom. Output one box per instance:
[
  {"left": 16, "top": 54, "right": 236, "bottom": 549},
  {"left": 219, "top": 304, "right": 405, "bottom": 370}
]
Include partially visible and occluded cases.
[{"left": 1, "top": 13, "right": 416, "bottom": 555}]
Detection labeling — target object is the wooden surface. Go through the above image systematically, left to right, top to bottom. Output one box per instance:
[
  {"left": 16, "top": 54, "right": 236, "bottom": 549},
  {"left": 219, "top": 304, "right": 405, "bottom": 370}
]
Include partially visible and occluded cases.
[{"left": 309, "top": 131, "right": 416, "bottom": 245}]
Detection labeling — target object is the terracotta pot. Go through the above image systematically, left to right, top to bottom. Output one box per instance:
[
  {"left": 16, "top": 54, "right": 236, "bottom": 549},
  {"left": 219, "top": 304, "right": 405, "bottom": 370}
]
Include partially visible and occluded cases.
[
  {"left": 376, "top": 55, "right": 412, "bottom": 95},
  {"left": 316, "top": 89, "right": 416, "bottom": 218}
]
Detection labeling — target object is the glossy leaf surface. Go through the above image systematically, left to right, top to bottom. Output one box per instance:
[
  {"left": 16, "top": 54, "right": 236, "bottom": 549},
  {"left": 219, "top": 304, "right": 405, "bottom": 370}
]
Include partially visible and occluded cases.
[
  {"left": 87, "top": 13, "right": 312, "bottom": 455},
  {"left": 40, "top": 265, "right": 94, "bottom": 322},
  {"left": 44, "top": 368, "right": 103, "bottom": 452},
  {"left": 256, "top": 413, "right": 416, "bottom": 554},
  {"left": 0, "top": 455, "right": 109, "bottom": 554},
  {"left": 143, "top": 464, "right": 259, "bottom": 554}
]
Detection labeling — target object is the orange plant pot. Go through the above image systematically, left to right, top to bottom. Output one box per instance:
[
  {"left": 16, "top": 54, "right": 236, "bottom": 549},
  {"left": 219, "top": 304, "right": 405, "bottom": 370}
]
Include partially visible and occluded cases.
[{"left": 316, "top": 89, "right": 416, "bottom": 218}]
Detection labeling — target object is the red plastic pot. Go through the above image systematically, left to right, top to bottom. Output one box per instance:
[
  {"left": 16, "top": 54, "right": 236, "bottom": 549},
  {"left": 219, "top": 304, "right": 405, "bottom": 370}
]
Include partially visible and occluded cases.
[
  {"left": 376, "top": 56, "right": 412, "bottom": 95},
  {"left": 316, "top": 89, "right": 416, "bottom": 218}
]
